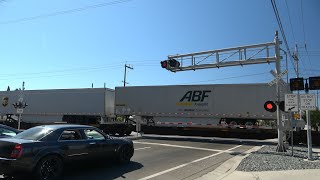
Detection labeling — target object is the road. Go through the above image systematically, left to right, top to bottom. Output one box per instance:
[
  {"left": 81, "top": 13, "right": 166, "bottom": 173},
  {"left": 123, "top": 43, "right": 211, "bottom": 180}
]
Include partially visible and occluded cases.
[{"left": 56, "top": 138, "right": 255, "bottom": 180}]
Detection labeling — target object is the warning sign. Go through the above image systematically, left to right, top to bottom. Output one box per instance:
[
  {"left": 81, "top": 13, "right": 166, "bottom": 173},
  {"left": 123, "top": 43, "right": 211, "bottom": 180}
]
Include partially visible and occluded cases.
[{"left": 300, "top": 94, "right": 316, "bottom": 110}]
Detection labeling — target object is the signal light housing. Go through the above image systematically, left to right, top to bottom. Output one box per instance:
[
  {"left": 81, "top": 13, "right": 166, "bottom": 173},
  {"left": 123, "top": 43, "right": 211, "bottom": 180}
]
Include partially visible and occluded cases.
[
  {"left": 160, "top": 59, "right": 180, "bottom": 69},
  {"left": 168, "top": 59, "right": 180, "bottom": 68},
  {"left": 160, "top": 61, "right": 168, "bottom": 68},
  {"left": 309, "top": 76, "right": 320, "bottom": 90},
  {"left": 290, "top": 78, "right": 304, "bottom": 91},
  {"left": 264, "top": 101, "right": 276, "bottom": 112},
  {"left": 264, "top": 101, "right": 285, "bottom": 113},
  {"left": 279, "top": 101, "right": 285, "bottom": 112}
]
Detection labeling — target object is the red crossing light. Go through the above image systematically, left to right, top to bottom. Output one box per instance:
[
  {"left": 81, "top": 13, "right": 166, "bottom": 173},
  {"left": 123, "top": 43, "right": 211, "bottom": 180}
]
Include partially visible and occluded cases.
[
  {"left": 161, "top": 61, "right": 168, "bottom": 68},
  {"left": 264, "top": 101, "right": 276, "bottom": 112}
]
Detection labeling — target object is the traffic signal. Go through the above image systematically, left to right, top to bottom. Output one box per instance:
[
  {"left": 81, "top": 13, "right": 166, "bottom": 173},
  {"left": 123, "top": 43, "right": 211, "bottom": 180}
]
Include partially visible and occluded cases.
[
  {"left": 160, "top": 61, "right": 168, "bottom": 68},
  {"left": 309, "top": 76, "right": 320, "bottom": 90},
  {"left": 290, "top": 78, "right": 304, "bottom": 91},
  {"left": 264, "top": 101, "right": 276, "bottom": 112},
  {"left": 264, "top": 101, "right": 285, "bottom": 112}
]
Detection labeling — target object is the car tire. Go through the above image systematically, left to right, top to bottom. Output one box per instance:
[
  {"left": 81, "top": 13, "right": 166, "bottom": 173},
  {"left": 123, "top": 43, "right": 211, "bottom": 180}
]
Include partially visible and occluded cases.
[
  {"left": 117, "top": 145, "right": 133, "bottom": 164},
  {"left": 34, "top": 155, "right": 63, "bottom": 180}
]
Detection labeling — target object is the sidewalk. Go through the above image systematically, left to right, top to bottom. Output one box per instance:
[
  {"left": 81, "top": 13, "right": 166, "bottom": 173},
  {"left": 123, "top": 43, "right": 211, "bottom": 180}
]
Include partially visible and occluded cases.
[
  {"left": 197, "top": 146, "right": 320, "bottom": 180},
  {"left": 222, "top": 169, "right": 320, "bottom": 180}
]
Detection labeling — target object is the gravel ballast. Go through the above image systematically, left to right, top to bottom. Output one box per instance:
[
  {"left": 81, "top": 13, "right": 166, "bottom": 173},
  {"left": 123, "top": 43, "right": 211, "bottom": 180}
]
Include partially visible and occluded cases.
[{"left": 237, "top": 145, "right": 320, "bottom": 171}]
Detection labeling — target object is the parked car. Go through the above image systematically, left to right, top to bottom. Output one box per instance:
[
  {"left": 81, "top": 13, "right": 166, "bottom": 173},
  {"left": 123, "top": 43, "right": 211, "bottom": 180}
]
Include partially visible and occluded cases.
[
  {"left": 0, "top": 124, "right": 134, "bottom": 180},
  {"left": 0, "top": 124, "right": 20, "bottom": 138}
]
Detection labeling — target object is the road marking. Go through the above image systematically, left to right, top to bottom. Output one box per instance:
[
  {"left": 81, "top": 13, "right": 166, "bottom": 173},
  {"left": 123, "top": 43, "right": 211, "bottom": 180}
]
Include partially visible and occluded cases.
[
  {"left": 134, "top": 141, "right": 235, "bottom": 152},
  {"left": 138, "top": 144, "right": 242, "bottom": 180},
  {"left": 135, "top": 147, "right": 151, "bottom": 151}
]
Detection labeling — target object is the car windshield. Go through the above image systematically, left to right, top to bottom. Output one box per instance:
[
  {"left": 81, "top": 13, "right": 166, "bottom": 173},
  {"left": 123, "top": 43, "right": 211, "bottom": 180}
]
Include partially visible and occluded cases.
[{"left": 14, "top": 127, "right": 54, "bottom": 141}]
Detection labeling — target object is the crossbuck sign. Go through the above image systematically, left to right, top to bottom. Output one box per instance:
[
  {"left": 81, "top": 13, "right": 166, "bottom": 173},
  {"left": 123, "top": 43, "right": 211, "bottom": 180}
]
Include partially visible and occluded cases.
[{"left": 268, "top": 70, "right": 288, "bottom": 86}]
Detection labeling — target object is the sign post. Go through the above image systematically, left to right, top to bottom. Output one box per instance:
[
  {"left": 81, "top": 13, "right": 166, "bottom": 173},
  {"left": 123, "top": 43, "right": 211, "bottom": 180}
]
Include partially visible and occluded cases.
[
  {"left": 285, "top": 94, "right": 298, "bottom": 156},
  {"left": 300, "top": 94, "right": 316, "bottom": 160}
]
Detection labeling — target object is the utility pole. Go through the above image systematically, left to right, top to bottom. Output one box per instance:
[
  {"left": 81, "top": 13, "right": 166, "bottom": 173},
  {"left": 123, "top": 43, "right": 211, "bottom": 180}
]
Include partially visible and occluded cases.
[{"left": 123, "top": 64, "right": 133, "bottom": 87}]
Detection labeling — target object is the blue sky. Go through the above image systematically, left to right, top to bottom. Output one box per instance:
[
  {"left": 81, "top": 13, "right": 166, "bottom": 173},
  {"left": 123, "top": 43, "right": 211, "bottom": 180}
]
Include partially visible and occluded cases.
[{"left": 0, "top": 0, "right": 319, "bottom": 92}]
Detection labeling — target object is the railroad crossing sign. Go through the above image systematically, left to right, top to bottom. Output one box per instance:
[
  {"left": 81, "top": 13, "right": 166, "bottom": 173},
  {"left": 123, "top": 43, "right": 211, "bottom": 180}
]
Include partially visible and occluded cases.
[
  {"left": 268, "top": 70, "right": 288, "bottom": 86},
  {"left": 285, "top": 94, "right": 298, "bottom": 112},
  {"left": 300, "top": 94, "right": 316, "bottom": 110}
]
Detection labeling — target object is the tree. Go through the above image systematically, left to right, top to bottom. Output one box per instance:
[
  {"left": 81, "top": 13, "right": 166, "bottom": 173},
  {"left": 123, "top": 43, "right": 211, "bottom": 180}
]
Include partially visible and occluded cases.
[
  {"left": 304, "top": 108, "right": 320, "bottom": 131},
  {"left": 311, "top": 109, "right": 320, "bottom": 131}
]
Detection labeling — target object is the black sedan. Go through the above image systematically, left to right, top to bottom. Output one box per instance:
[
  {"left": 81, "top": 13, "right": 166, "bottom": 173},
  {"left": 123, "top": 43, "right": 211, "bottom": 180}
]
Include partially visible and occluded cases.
[
  {"left": 0, "top": 124, "right": 134, "bottom": 180},
  {"left": 0, "top": 124, "right": 20, "bottom": 138}
]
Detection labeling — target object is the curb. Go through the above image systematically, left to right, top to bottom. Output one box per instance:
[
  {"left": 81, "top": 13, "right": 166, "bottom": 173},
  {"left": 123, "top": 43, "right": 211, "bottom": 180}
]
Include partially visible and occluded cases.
[{"left": 196, "top": 145, "right": 264, "bottom": 180}]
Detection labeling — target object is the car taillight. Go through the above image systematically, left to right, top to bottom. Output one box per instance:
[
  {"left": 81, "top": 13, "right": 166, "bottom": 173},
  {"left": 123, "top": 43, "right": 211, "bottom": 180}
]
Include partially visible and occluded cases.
[{"left": 11, "top": 144, "right": 23, "bottom": 159}]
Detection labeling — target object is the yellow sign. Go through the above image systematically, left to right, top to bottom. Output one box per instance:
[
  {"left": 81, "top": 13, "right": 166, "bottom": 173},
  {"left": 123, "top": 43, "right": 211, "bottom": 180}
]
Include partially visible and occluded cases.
[{"left": 293, "top": 113, "right": 300, "bottom": 120}]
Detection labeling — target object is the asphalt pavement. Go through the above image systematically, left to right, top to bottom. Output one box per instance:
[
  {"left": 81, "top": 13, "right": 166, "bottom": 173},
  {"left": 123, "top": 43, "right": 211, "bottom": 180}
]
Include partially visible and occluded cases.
[{"left": 57, "top": 138, "right": 252, "bottom": 180}]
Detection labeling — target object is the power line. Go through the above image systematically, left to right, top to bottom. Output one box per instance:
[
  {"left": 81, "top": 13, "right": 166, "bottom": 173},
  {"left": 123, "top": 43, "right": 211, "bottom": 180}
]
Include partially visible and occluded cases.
[
  {"left": 0, "top": 0, "right": 132, "bottom": 25},
  {"left": 271, "top": 0, "right": 297, "bottom": 75},
  {"left": 285, "top": 0, "right": 296, "bottom": 43},
  {"left": 299, "top": 0, "right": 314, "bottom": 75},
  {"left": 300, "top": 0, "right": 307, "bottom": 47}
]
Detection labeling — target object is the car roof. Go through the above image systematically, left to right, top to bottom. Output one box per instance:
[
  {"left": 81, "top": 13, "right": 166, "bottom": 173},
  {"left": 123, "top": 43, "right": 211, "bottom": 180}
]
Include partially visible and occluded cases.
[{"left": 35, "top": 124, "right": 95, "bottom": 130}]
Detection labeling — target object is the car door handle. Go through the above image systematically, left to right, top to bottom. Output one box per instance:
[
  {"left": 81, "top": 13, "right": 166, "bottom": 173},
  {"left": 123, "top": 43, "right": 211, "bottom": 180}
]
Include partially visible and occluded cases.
[{"left": 89, "top": 142, "right": 96, "bottom": 145}]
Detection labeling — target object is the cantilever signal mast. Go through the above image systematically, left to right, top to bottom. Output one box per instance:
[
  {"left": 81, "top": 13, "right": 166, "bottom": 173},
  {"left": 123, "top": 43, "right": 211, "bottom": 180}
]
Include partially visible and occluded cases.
[{"left": 164, "top": 32, "right": 287, "bottom": 152}]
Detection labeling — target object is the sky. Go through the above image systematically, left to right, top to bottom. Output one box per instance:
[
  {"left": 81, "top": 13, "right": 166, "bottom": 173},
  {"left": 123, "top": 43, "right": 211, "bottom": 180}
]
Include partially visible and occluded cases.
[{"left": 0, "top": 0, "right": 319, "bottom": 95}]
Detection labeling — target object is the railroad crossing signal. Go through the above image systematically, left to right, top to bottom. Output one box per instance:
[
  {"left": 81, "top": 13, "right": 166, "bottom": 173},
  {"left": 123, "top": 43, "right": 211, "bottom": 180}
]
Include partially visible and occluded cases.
[
  {"left": 161, "top": 59, "right": 180, "bottom": 69},
  {"left": 268, "top": 70, "right": 287, "bottom": 86},
  {"left": 12, "top": 101, "right": 28, "bottom": 110},
  {"left": 264, "top": 101, "right": 284, "bottom": 113},
  {"left": 264, "top": 101, "right": 276, "bottom": 112}
]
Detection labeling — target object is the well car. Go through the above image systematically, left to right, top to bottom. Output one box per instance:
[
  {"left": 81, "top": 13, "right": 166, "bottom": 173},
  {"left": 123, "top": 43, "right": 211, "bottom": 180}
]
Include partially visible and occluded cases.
[{"left": 0, "top": 124, "right": 134, "bottom": 180}]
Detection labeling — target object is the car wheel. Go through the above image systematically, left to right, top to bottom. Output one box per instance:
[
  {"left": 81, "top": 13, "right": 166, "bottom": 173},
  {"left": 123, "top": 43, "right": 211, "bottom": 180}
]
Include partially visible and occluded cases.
[
  {"left": 117, "top": 145, "right": 133, "bottom": 164},
  {"left": 34, "top": 155, "right": 63, "bottom": 180}
]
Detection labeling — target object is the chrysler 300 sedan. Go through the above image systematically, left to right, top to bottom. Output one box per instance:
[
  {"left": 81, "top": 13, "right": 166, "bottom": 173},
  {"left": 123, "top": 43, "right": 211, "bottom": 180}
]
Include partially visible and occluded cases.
[
  {"left": 0, "top": 124, "right": 134, "bottom": 180},
  {"left": 0, "top": 124, "right": 20, "bottom": 138}
]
